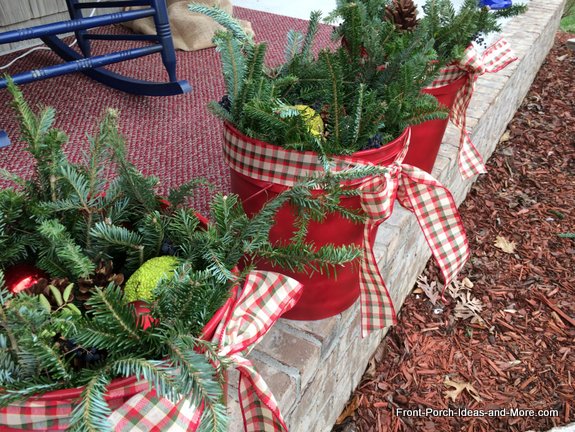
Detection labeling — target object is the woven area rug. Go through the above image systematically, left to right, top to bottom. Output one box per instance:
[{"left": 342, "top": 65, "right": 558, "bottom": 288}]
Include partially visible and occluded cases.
[{"left": 0, "top": 7, "right": 333, "bottom": 214}]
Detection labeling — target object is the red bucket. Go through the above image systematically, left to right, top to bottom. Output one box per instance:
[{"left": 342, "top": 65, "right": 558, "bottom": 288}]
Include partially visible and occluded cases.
[
  {"left": 403, "top": 75, "right": 468, "bottom": 173},
  {"left": 226, "top": 123, "right": 410, "bottom": 320},
  {"left": 0, "top": 211, "right": 234, "bottom": 432},
  {"left": 0, "top": 300, "right": 232, "bottom": 432}
]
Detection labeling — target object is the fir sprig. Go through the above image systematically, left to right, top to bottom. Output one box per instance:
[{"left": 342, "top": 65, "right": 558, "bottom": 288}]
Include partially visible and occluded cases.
[{"left": 419, "top": 0, "right": 527, "bottom": 64}]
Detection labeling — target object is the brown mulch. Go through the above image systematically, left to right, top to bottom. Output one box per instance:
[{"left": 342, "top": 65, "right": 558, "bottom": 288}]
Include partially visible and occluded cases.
[{"left": 334, "top": 32, "right": 575, "bottom": 432}]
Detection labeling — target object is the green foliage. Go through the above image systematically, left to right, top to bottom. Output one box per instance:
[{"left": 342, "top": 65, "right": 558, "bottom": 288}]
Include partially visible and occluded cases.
[
  {"left": 419, "top": 0, "right": 527, "bottom": 64},
  {"left": 561, "top": 1, "right": 575, "bottom": 32},
  {"left": 198, "top": 3, "right": 444, "bottom": 155},
  {"left": 0, "top": 83, "right": 369, "bottom": 431}
]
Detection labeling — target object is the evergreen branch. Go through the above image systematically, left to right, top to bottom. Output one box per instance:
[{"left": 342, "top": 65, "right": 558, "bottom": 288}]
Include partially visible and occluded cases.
[
  {"left": 188, "top": 4, "right": 251, "bottom": 43},
  {"left": 300, "top": 11, "right": 322, "bottom": 59},
  {"left": 284, "top": 30, "right": 304, "bottom": 63},
  {"left": 212, "top": 31, "right": 247, "bottom": 104},
  {"left": 234, "top": 43, "right": 268, "bottom": 123},
  {"left": 321, "top": 51, "right": 343, "bottom": 148},
  {"left": 208, "top": 101, "right": 233, "bottom": 122},
  {"left": 37, "top": 219, "right": 95, "bottom": 279},
  {"left": 89, "top": 222, "right": 145, "bottom": 271},
  {"left": 84, "top": 286, "right": 145, "bottom": 345},
  {"left": 165, "top": 335, "right": 225, "bottom": 423},
  {"left": 29, "top": 336, "right": 72, "bottom": 382},
  {"left": 109, "top": 358, "right": 181, "bottom": 402},
  {"left": 69, "top": 371, "right": 113, "bottom": 432},
  {"left": 0, "top": 382, "right": 64, "bottom": 408},
  {"left": 198, "top": 401, "right": 228, "bottom": 432}
]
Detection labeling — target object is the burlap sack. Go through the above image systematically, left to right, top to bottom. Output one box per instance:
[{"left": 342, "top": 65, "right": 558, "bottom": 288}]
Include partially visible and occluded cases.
[{"left": 123, "top": 0, "right": 254, "bottom": 52}]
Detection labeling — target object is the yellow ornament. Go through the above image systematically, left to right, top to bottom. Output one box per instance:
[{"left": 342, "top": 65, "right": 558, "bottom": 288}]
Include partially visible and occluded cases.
[{"left": 295, "top": 105, "right": 324, "bottom": 139}]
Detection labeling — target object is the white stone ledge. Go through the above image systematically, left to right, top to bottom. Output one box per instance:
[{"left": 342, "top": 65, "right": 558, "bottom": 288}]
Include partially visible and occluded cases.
[{"left": 227, "top": 0, "right": 567, "bottom": 429}]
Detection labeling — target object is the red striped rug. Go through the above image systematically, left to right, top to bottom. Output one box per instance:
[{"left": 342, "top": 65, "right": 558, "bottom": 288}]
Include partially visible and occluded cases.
[{"left": 0, "top": 7, "right": 333, "bottom": 214}]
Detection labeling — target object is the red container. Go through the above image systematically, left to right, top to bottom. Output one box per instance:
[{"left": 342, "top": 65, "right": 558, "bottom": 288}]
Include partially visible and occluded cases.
[
  {"left": 403, "top": 75, "right": 468, "bottom": 173},
  {"left": 226, "top": 123, "right": 410, "bottom": 320},
  {"left": 0, "top": 211, "right": 233, "bottom": 432},
  {"left": 0, "top": 299, "right": 232, "bottom": 432}
]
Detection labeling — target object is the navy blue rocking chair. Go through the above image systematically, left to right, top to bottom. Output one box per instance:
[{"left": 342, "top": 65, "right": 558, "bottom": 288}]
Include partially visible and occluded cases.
[{"left": 0, "top": 0, "right": 191, "bottom": 148}]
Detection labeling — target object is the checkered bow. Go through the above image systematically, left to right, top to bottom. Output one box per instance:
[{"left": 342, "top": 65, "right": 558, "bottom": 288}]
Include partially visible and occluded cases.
[
  {"left": 427, "top": 39, "right": 517, "bottom": 180},
  {"left": 223, "top": 124, "right": 470, "bottom": 338},
  {"left": 357, "top": 162, "right": 469, "bottom": 336},
  {"left": 110, "top": 270, "right": 303, "bottom": 432},
  {"left": 0, "top": 271, "right": 302, "bottom": 432},
  {"left": 212, "top": 271, "right": 303, "bottom": 432}
]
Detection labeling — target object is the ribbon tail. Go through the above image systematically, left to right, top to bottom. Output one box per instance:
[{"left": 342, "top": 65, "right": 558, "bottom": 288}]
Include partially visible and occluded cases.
[
  {"left": 481, "top": 39, "right": 518, "bottom": 74},
  {"left": 458, "top": 129, "right": 487, "bottom": 180},
  {"left": 397, "top": 167, "right": 470, "bottom": 287},
  {"left": 360, "top": 221, "right": 397, "bottom": 337},
  {"left": 236, "top": 357, "right": 287, "bottom": 432}
]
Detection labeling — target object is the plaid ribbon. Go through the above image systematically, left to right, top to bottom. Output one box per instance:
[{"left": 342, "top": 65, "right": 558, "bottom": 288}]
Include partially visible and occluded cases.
[
  {"left": 426, "top": 39, "right": 517, "bottom": 179},
  {"left": 223, "top": 124, "right": 469, "bottom": 337},
  {"left": 358, "top": 164, "right": 469, "bottom": 336},
  {"left": 190, "top": 271, "right": 304, "bottom": 432},
  {"left": 0, "top": 272, "right": 302, "bottom": 432},
  {"left": 0, "top": 379, "right": 149, "bottom": 431}
]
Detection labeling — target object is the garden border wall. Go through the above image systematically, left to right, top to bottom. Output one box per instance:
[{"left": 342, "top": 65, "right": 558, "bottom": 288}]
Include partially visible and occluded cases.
[{"left": 227, "top": 0, "right": 567, "bottom": 429}]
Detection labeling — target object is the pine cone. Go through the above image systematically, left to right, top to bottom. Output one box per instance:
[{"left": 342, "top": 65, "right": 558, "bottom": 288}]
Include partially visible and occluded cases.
[
  {"left": 385, "top": 0, "right": 419, "bottom": 31},
  {"left": 76, "top": 260, "right": 124, "bottom": 305}
]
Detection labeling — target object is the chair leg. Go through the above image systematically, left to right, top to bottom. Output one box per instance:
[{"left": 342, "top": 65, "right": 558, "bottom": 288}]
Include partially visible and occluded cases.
[
  {"left": 66, "top": 0, "right": 92, "bottom": 57},
  {"left": 149, "top": 0, "right": 178, "bottom": 82},
  {"left": 0, "top": 131, "right": 10, "bottom": 148}
]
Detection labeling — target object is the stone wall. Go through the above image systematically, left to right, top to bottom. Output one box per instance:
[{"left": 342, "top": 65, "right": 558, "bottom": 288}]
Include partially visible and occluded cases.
[{"left": 227, "top": 0, "right": 567, "bottom": 429}]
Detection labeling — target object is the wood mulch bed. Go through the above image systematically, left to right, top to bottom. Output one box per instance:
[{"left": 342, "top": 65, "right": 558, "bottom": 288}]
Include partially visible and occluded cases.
[{"left": 333, "top": 31, "right": 575, "bottom": 432}]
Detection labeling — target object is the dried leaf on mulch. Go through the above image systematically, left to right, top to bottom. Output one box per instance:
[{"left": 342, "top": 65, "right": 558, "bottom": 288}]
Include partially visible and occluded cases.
[
  {"left": 333, "top": 31, "right": 575, "bottom": 432},
  {"left": 494, "top": 235, "right": 517, "bottom": 253},
  {"left": 416, "top": 275, "right": 440, "bottom": 305},
  {"left": 444, "top": 377, "right": 482, "bottom": 403}
]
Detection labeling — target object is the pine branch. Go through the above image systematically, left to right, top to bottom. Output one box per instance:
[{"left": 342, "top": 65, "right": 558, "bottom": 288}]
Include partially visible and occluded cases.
[
  {"left": 188, "top": 4, "right": 251, "bottom": 43},
  {"left": 300, "top": 11, "right": 322, "bottom": 60},
  {"left": 284, "top": 30, "right": 304, "bottom": 63},
  {"left": 212, "top": 31, "right": 247, "bottom": 105},
  {"left": 234, "top": 42, "right": 268, "bottom": 124},
  {"left": 37, "top": 219, "right": 95, "bottom": 279},
  {"left": 89, "top": 222, "right": 145, "bottom": 272},
  {"left": 73, "top": 285, "right": 156, "bottom": 358},
  {"left": 166, "top": 334, "right": 224, "bottom": 408},
  {"left": 109, "top": 358, "right": 181, "bottom": 402},
  {"left": 68, "top": 371, "right": 113, "bottom": 432},
  {"left": 0, "top": 382, "right": 64, "bottom": 408},
  {"left": 198, "top": 401, "right": 228, "bottom": 432}
]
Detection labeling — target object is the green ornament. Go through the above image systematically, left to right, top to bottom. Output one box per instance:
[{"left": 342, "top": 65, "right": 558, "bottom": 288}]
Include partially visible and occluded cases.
[{"left": 124, "top": 256, "right": 180, "bottom": 303}]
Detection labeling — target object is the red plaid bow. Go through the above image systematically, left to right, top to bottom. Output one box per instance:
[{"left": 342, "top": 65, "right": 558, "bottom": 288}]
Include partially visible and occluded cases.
[
  {"left": 427, "top": 39, "right": 517, "bottom": 179},
  {"left": 222, "top": 124, "right": 470, "bottom": 337},
  {"left": 358, "top": 163, "right": 469, "bottom": 336},
  {"left": 109, "top": 271, "right": 303, "bottom": 432},
  {"left": 190, "top": 271, "right": 304, "bottom": 432}
]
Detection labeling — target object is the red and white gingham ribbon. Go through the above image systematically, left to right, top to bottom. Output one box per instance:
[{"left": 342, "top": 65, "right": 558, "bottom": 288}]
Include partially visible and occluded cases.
[
  {"left": 426, "top": 39, "right": 517, "bottom": 179},
  {"left": 223, "top": 123, "right": 470, "bottom": 337},
  {"left": 358, "top": 164, "right": 469, "bottom": 336},
  {"left": 111, "top": 271, "right": 302, "bottom": 432},
  {"left": 189, "top": 271, "right": 303, "bottom": 432},
  {"left": 0, "top": 272, "right": 301, "bottom": 432},
  {"left": 0, "top": 379, "right": 150, "bottom": 431}
]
